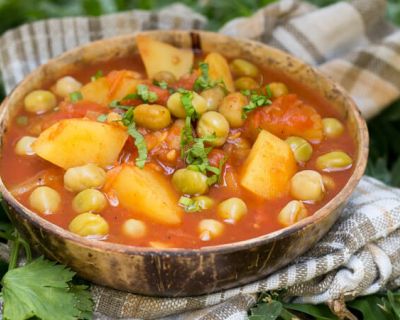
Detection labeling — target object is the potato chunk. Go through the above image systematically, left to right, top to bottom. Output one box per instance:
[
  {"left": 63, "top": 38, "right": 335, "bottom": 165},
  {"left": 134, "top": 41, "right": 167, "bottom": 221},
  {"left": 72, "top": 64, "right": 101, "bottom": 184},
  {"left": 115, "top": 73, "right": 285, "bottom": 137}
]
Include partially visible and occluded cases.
[
  {"left": 136, "top": 35, "right": 193, "bottom": 80},
  {"left": 204, "top": 52, "right": 234, "bottom": 92},
  {"left": 80, "top": 78, "right": 110, "bottom": 105},
  {"left": 33, "top": 119, "right": 128, "bottom": 169},
  {"left": 240, "top": 130, "right": 297, "bottom": 199},
  {"left": 105, "top": 165, "right": 183, "bottom": 226}
]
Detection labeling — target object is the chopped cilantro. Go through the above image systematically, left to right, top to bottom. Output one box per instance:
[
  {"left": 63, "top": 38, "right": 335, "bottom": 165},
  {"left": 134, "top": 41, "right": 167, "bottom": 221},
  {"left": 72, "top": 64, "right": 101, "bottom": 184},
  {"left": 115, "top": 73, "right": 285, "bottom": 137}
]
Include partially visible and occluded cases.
[
  {"left": 194, "top": 62, "right": 224, "bottom": 91},
  {"left": 90, "top": 70, "right": 103, "bottom": 82},
  {"left": 153, "top": 80, "right": 168, "bottom": 90},
  {"left": 136, "top": 84, "right": 158, "bottom": 103},
  {"left": 241, "top": 88, "right": 272, "bottom": 119},
  {"left": 69, "top": 91, "right": 83, "bottom": 103},
  {"left": 121, "top": 108, "right": 147, "bottom": 168},
  {"left": 97, "top": 114, "right": 107, "bottom": 122},
  {"left": 179, "top": 196, "right": 202, "bottom": 212},
  {"left": 1, "top": 257, "right": 93, "bottom": 320}
]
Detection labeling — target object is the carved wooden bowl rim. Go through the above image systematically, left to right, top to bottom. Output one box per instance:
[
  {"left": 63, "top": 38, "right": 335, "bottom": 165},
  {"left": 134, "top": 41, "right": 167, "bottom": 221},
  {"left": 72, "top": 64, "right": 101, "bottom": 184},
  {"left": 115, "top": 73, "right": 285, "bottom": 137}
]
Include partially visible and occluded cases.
[{"left": 0, "top": 30, "right": 369, "bottom": 256}]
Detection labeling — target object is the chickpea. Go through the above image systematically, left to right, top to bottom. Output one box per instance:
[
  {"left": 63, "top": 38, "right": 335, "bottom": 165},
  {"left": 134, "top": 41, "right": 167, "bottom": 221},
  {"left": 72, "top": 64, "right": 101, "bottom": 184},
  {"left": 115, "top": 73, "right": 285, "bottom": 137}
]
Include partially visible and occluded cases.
[
  {"left": 230, "top": 59, "right": 259, "bottom": 78},
  {"left": 152, "top": 71, "right": 176, "bottom": 84},
  {"left": 54, "top": 76, "right": 82, "bottom": 98},
  {"left": 234, "top": 77, "right": 259, "bottom": 91},
  {"left": 268, "top": 82, "right": 289, "bottom": 98},
  {"left": 200, "top": 86, "right": 225, "bottom": 111},
  {"left": 24, "top": 90, "right": 57, "bottom": 114},
  {"left": 167, "top": 92, "right": 207, "bottom": 118},
  {"left": 218, "top": 92, "right": 248, "bottom": 128},
  {"left": 133, "top": 104, "right": 171, "bottom": 130},
  {"left": 196, "top": 111, "right": 230, "bottom": 147},
  {"left": 322, "top": 118, "right": 345, "bottom": 138},
  {"left": 15, "top": 136, "right": 37, "bottom": 156},
  {"left": 285, "top": 136, "right": 313, "bottom": 163},
  {"left": 316, "top": 151, "right": 353, "bottom": 172},
  {"left": 64, "top": 164, "right": 106, "bottom": 192},
  {"left": 172, "top": 168, "right": 208, "bottom": 195},
  {"left": 290, "top": 170, "right": 325, "bottom": 202},
  {"left": 29, "top": 186, "right": 61, "bottom": 215},
  {"left": 72, "top": 189, "right": 107, "bottom": 213},
  {"left": 192, "top": 196, "right": 215, "bottom": 210},
  {"left": 217, "top": 197, "right": 247, "bottom": 224},
  {"left": 278, "top": 200, "right": 308, "bottom": 227},
  {"left": 68, "top": 212, "right": 109, "bottom": 237},
  {"left": 122, "top": 219, "right": 147, "bottom": 238},
  {"left": 198, "top": 219, "right": 224, "bottom": 241}
]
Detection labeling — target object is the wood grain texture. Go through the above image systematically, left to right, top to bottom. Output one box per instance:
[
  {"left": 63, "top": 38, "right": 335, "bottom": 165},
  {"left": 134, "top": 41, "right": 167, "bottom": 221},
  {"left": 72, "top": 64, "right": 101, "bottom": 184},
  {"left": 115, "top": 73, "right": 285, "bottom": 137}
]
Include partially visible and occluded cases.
[{"left": 0, "top": 31, "right": 369, "bottom": 297}]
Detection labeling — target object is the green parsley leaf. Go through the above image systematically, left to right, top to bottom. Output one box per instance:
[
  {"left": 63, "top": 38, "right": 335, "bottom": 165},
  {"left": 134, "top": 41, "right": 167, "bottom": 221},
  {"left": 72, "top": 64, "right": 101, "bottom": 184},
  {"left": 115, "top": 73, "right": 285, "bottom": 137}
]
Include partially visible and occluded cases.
[
  {"left": 194, "top": 62, "right": 225, "bottom": 91},
  {"left": 90, "top": 70, "right": 103, "bottom": 82},
  {"left": 153, "top": 80, "right": 168, "bottom": 90},
  {"left": 136, "top": 84, "right": 158, "bottom": 103},
  {"left": 180, "top": 90, "right": 197, "bottom": 119},
  {"left": 241, "top": 90, "right": 272, "bottom": 119},
  {"left": 69, "top": 91, "right": 83, "bottom": 103},
  {"left": 97, "top": 114, "right": 107, "bottom": 122},
  {"left": 127, "top": 123, "right": 147, "bottom": 168},
  {"left": 179, "top": 196, "right": 202, "bottom": 212},
  {"left": 1, "top": 257, "right": 93, "bottom": 320}
]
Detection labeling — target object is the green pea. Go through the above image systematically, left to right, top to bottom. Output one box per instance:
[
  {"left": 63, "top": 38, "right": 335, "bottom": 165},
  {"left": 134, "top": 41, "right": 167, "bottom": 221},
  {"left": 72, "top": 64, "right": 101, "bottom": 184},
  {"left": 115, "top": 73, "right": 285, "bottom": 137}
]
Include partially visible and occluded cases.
[
  {"left": 230, "top": 59, "right": 259, "bottom": 78},
  {"left": 234, "top": 77, "right": 259, "bottom": 91},
  {"left": 268, "top": 82, "right": 289, "bottom": 98},
  {"left": 200, "top": 86, "right": 225, "bottom": 111},
  {"left": 196, "top": 111, "right": 230, "bottom": 147},
  {"left": 322, "top": 118, "right": 344, "bottom": 138},
  {"left": 286, "top": 136, "right": 313, "bottom": 163},
  {"left": 316, "top": 151, "right": 353, "bottom": 172},
  {"left": 172, "top": 168, "right": 208, "bottom": 195},
  {"left": 192, "top": 196, "right": 215, "bottom": 210}
]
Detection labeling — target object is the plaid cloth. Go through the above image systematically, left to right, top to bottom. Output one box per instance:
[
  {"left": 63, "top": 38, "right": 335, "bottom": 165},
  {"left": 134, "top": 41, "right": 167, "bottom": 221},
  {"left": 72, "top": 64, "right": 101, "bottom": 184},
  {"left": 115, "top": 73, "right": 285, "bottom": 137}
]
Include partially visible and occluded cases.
[{"left": 1, "top": 0, "right": 400, "bottom": 319}]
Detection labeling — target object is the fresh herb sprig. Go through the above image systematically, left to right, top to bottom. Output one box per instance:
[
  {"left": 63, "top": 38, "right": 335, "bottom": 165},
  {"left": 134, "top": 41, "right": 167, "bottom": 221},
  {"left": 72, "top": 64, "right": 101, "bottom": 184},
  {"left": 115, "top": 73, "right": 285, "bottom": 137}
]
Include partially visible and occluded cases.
[
  {"left": 90, "top": 70, "right": 103, "bottom": 82},
  {"left": 241, "top": 85, "right": 272, "bottom": 119}
]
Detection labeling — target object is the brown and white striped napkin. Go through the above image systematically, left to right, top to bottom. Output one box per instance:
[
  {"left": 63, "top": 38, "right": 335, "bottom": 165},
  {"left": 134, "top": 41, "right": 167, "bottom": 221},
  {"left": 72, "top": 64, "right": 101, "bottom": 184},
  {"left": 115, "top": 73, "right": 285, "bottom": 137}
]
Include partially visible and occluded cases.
[{"left": 1, "top": 0, "right": 400, "bottom": 319}]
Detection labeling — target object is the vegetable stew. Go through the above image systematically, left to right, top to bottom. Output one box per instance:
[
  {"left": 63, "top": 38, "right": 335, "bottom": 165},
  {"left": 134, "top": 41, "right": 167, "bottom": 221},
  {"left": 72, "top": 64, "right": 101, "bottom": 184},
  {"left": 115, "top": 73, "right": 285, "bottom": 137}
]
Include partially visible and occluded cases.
[{"left": 0, "top": 36, "right": 355, "bottom": 249}]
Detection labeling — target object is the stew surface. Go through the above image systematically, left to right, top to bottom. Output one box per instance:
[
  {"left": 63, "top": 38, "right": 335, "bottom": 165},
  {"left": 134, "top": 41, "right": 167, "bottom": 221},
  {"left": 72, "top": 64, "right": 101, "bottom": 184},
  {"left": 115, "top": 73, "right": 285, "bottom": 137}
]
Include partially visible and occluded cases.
[{"left": 0, "top": 37, "right": 355, "bottom": 249}]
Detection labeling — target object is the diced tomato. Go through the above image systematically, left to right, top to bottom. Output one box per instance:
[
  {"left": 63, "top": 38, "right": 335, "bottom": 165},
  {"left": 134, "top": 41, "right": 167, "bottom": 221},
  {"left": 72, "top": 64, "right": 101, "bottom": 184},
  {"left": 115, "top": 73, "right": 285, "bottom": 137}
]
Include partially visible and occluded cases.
[
  {"left": 171, "top": 72, "right": 199, "bottom": 91},
  {"left": 147, "top": 84, "right": 170, "bottom": 105},
  {"left": 243, "top": 94, "right": 323, "bottom": 142},
  {"left": 208, "top": 149, "right": 227, "bottom": 168}
]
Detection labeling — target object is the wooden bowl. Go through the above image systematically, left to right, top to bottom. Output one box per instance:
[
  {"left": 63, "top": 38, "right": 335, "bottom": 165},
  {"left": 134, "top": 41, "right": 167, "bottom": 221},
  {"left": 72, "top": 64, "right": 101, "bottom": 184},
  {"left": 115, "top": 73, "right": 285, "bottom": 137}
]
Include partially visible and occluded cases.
[{"left": 0, "top": 30, "right": 368, "bottom": 297}]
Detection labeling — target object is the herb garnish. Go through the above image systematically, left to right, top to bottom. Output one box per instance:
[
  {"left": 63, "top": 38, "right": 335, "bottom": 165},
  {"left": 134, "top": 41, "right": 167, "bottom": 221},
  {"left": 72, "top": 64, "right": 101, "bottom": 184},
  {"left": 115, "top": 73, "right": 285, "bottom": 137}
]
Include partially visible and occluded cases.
[
  {"left": 193, "top": 62, "right": 224, "bottom": 91},
  {"left": 90, "top": 70, "right": 103, "bottom": 82},
  {"left": 153, "top": 80, "right": 168, "bottom": 90},
  {"left": 108, "top": 84, "right": 158, "bottom": 108},
  {"left": 241, "top": 85, "right": 272, "bottom": 119},
  {"left": 69, "top": 91, "right": 83, "bottom": 103},
  {"left": 120, "top": 107, "right": 148, "bottom": 168},
  {"left": 97, "top": 114, "right": 107, "bottom": 123},
  {"left": 179, "top": 196, "right": 201, "bottom": 212}
]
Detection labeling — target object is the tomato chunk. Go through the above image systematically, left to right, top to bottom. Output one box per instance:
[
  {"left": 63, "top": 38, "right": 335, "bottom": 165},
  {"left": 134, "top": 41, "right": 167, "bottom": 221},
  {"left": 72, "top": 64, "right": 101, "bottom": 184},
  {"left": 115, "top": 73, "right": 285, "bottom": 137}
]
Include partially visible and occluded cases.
[{"left": 243, "top": 94, "right": 323, "bottom": 142}]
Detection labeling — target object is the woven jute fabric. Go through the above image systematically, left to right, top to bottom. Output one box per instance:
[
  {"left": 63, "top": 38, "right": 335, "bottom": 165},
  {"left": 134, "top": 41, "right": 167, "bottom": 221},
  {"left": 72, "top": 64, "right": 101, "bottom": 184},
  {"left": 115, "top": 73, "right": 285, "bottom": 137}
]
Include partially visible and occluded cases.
[{"left": 0, "top": 0, "right": 400, "bottom": 319}]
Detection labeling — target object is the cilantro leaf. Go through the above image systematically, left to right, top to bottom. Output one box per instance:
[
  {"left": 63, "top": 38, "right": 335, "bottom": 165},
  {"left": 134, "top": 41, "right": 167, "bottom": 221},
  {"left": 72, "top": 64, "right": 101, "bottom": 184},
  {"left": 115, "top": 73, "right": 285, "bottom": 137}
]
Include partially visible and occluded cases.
[
  {"left": 194, "top": 62, "right": 224, "bottom": 91},
  {"left": 90, "top": 70, "right": 103, "bottom": 82},
  {"left": 153, "top": 80, "right": 168, "bottom": 90},
  {"left": 136, "top": 84, "right": 158, "bottom": 103},
  {"left": 241, "top": 89, "right": 272, "bottom": 119},
  {"left": 180, "top": 90, "right": 197, "bottom": 119},
  {"left": 69, "top": 91, "right": 83, "bottom": 103},
  {"left": 97, "top": 114, "right": 107, "bottom": 122},
  {"left": 127, "top": 123, "right": 147, "bottom": 168},
  {"left": 179, "top": 196, "right": 202, "bottom": 212},
  {"left": 1, "top": 257, "right": 93, "bottom": 320}
]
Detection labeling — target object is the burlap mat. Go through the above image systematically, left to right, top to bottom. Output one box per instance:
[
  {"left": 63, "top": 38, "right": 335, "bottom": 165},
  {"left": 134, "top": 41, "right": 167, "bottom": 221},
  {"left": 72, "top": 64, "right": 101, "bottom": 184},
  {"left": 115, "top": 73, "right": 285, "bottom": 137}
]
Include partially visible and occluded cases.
[{"left": 0, "top": 1, "right": 399, "bottom": 319}]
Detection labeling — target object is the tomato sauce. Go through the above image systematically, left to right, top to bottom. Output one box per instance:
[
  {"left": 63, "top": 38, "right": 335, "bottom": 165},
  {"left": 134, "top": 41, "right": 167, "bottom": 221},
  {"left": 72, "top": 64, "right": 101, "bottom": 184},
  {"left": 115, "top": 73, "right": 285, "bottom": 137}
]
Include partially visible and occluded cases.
[{"left": 0, "top": 53, "right": 355, "bottom": 249}]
